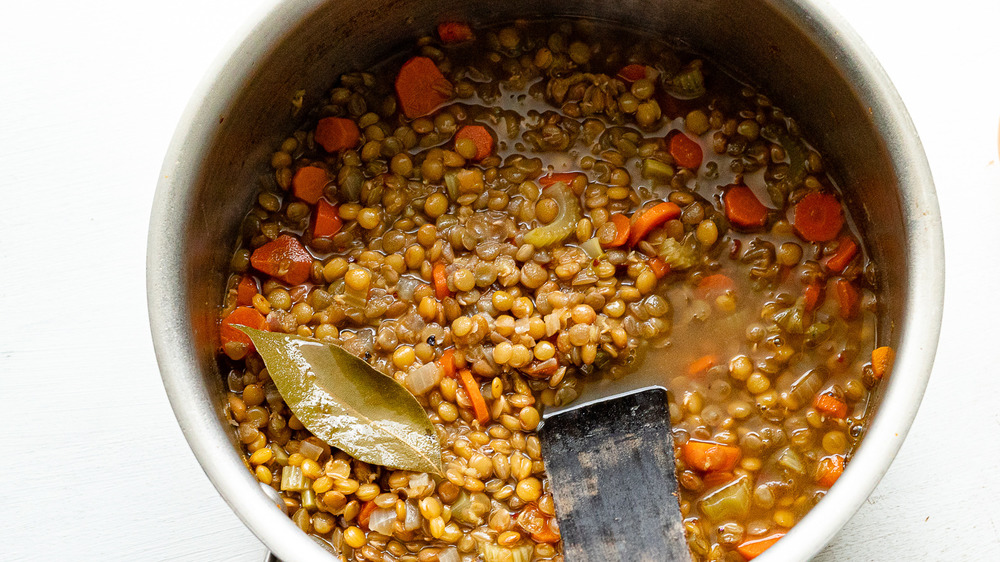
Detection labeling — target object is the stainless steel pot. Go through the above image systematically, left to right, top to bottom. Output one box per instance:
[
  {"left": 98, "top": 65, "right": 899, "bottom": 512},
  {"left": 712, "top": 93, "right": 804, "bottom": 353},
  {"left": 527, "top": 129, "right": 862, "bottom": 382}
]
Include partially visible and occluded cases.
[{"left": 147, "top": 0, "right": 944, "bottom": 559}]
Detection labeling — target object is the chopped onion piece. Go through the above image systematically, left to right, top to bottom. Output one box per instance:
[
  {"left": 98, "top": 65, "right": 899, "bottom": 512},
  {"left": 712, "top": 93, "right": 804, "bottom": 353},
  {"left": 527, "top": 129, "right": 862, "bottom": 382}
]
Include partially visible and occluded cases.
[
  {"left": 580, "top": 237, "right": 604, "bottom": 260},
  {"left": 571, "top": 267, "right": 598, "bottom": 286},
  {"left": 396, "top": 275, "right": 420, "bottom": 301},
  {"left": 544, "top": 312, "right": 562, "bottom": 337},
  {"left": 405, "top": 362, "right": 442, "bottom": 395},
  {"left": 298, "top": 440, "right": 324, "bottom": 462},
  {"left": 776, "top": 447, "right": 806, "bottom": 475},
  {"left": 404, "top": 473, "right": 433, "bottom": 497},
  {"left": 698, "top": 475, "right": 751, "bottom": 523},
  {"left": 403, "top": 500, "right": 422, "bottom": 531},
  {"left": 368, "top": 507, "right": 396, "bottom": 536},
  {"left": 438, "top": 547, "right": 460, "bottom": 562}
]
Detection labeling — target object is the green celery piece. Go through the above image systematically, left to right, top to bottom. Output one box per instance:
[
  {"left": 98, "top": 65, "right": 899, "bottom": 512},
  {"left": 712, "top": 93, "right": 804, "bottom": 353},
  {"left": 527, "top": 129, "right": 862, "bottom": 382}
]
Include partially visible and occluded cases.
[
  {"left": 524, "top": 182, "right": 581, "bottom": 248},
  {"left": 698, "top": 476, "right": 752, "bottom": 523}
]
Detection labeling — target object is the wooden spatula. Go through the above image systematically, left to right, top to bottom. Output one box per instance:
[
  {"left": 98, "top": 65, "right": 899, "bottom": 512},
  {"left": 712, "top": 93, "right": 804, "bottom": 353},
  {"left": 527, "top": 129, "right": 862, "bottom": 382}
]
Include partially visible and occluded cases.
[{"left": 539, "top": 364, "right": 691, "bottom": 561}]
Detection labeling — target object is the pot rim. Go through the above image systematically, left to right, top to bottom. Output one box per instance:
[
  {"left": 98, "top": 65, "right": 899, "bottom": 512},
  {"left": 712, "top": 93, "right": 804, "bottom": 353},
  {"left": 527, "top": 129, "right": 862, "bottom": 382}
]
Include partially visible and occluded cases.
[{"left": 147, "top": 1, "right": 944, "bottom": 560}]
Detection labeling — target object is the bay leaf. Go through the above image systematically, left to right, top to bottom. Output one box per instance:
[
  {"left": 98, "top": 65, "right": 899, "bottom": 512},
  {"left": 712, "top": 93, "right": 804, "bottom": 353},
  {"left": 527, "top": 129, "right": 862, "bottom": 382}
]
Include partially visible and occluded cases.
[{"left": 236, "top": 327, "right": 443, "bottom": 475}]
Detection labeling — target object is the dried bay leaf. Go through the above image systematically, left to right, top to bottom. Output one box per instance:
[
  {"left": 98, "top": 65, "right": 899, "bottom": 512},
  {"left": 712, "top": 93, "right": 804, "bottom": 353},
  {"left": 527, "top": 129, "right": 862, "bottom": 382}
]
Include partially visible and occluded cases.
[{"left": 237, "top": 327, "right": 443, "bottom": 475}]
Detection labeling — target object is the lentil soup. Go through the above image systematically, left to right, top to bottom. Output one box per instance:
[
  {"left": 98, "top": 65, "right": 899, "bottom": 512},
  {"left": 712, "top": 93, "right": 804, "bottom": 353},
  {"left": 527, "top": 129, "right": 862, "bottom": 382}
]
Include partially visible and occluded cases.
[{"left": 218, "top": 19, "right": 891, "bottom": 562}]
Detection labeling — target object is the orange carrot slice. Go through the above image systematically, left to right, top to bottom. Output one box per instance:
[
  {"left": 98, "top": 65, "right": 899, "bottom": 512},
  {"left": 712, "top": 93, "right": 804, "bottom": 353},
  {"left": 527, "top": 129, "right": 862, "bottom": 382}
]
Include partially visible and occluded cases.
[
  {"left": 437, "top": 22, "right": 474, "bottom": 44},
  {"left": 395, "top": 56, "right": 453, "bottom": 119},
  {"left": 617, "top": 64, "right": 648, "bottom": 82},
  {"left": 314, "top": 117, "right": 360, "bottom": 153},
  {"left": 454, "top": 125, "right": 494, "bottom": 161},
  {"left": 669, "top": 132, "right": 703, "bottom": 169},
  {"left": 292, "top": 166, "right": 329, "bottom": 204},
  {"left": 538, "top": 172, "right": 581, "bottom": 188},
  {"left": 724, "top": 185, "right": 768, "bottom": 229},
  {"left": 793, "top": 192, "right": 844, "bottom": 242},
  {"left": 313, "top": 199, "right": 342, "bottom": 238},
  {"left": 629, "top": 202, "right": 682, "bottom": 246},
  {"left": 606, "top": 213, "right": 631, "bottom": 248},
  {"left": 250, "top": 234, "right": 314, "bottom": 285},
  {"left": 824, "top": 235, "right": 858, "bottom": 273},
  {"left": 649, "top": 257, "right": 670, "bottom": 279},
  {"left": 432, "top": 262, "right": 450, "bottom": 300},
  {"left": 696, "top": 273, "right": 735, "bottom": 301},
  {"left": 236, "top": 275, "right": 258, "bottom": 306},
  {"left": 835, "top": 278, "right": 859, "bottom": 320},
  {"left": 803, "top": 282, "right": 824, "bottom": 312},
  {"left": 221, "top": 307, "right": 267, "bottom": 350},
  {"left": 871, "top": 346, "right": 895, "bottom": 379},
  {"left": 439, "top": 348, "right": 457, "bottom": 379},
  {"left": 687, "top": 354, "right": 718, "bottom": 377},
  {"left": 459, "top": 369, "right": 489, "bottom": 425},
  {"left": 813, "top": 393, "right": 848, "bottom": 418},
  {"left": 680, "top": 440, "right": 741, "bottom": 472},
  {"left": 816, "top": 455, "right": 845, "bottom": 487},
  {"left": 703, "top": 471, "right": 736, "bottom": 488},
  {"left": 358, "top": 500, "right": 378, "bottom": 530},
  {"left": 517, "top": 504, "right": 561, "bottom": 543},
  {"left": 737, "top": 533, "right": 786, "bottom": 560}
]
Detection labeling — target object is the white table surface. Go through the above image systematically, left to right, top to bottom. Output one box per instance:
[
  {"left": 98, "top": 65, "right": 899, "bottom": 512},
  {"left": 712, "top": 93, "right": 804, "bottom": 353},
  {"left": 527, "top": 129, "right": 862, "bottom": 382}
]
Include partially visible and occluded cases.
[{"left": 2, "top": 0, "right": 998, "bottom": 560}]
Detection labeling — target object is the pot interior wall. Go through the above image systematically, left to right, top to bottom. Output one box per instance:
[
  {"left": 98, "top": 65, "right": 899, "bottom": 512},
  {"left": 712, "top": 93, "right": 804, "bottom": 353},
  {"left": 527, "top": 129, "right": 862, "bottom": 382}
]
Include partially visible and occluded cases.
[{"left": 169, "top": 0, "right": 916, "bottom": 558}]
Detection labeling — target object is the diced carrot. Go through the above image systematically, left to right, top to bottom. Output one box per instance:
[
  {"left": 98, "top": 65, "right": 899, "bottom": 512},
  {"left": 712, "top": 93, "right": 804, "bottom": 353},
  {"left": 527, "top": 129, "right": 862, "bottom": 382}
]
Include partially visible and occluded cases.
[
  {"left": 437, "top": 21, "right": 474, "bottom": 44},
  {"left": 395, "top": 56, "right": 453, "bottom": 119},
  {"left": 617, "top": 64, "right": 648, "bottom": 83},
  {"left": 314, "top": 117, "right": 360, "bottom": 153},
  {"left": 454, "top": 125, "right": 494, "bottom": 161},
  {"left": 669, "top": 132, "right": 703, "bottom": 169},
  {"left": 292, "top": 166, "right": 329, "bottom": 205},
  {"left": 538, "top": 172, "right": 581, "bottom": 188},
  {"left": 724, "top": 185, "right": 768, "bottom": 229},
  {"left": 793, "top": 192, "right": 844, "bottom": 242},
  {"left": 313, "top": 199, "right": 342, "bottom": 238},
  {"left": 628, "top": 202, "right": 682, "bottom": 246},
  {"left": 606, "top": 213, "right": 631, "bottom": 248},
  {"left": 250, "top": 234, "right": 314, "bottom": 285},
  {"left": 824, "top": 235, "right": 858, "bottom": 273},
  {"left": 649, "top": 257, "right": 670, "bottom": 279},
  {"left": 432, "top": 262, "right": 450, "bottom": 300},
  {"left": 695, "top": 273, "right": 735, "bottom": 301},
  {"left": 236, "top": 275, "right": 258, "bottom": 306},
  {"left": 835, "top": 278, "right": 859, "bottom": 320},
  {"left": 803, "top": 282, "right": 824, "bottom": 312},
  {"left": 220, "top": 307, "right": 267, "bottom": 350},
  {"left": 871, "top": 346, "right": 895, "bottom": 380},
  {"left": 439, "top": 348, "right": 457, "bottom": 379},
  {"left": 688, "top": 354, "right": 717, "bottom": 377},
  {"left": 459, "top": 369, "right": 490, "bottom": 425},
  {"left": 813, "top": 393, "right": 848, "bottom": 419},
  {"left": 680, "top": 440, "right": 741, "bottom": 472},
  {"left": 816, "top": 455, "right": 845, "bottom": 487},
  {"left": 702, "top": 471, "right": 735, "bottom": 489},
  {"left": 358, "top": 500, "right": 378, "bottom": 530},
  {"left": 517, "top": 504, "right": 561, "bottom": 543},
  {"left": 737, "top": 533, "right": 786, "bottom": 560}
]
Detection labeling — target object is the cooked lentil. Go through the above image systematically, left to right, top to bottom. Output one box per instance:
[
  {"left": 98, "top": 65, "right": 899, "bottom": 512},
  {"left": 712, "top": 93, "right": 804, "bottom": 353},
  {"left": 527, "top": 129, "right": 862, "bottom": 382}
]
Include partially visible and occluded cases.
[{"left": 219, "top": 19, "right": 884, "bottom": 562}]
